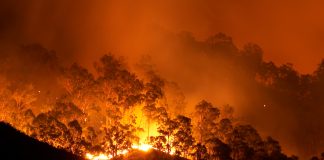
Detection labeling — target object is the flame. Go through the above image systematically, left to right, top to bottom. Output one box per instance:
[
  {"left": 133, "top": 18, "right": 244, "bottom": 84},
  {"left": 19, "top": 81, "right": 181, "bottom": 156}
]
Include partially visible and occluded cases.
[
  {"left": 85, "top": 143, "right": 154, "bottom": 160},
  {"left": 132, "top": 143, "right": 153, "bottom": 152},
  {"left": 86, "top": 153, "right": 110, "bottom": 160}
]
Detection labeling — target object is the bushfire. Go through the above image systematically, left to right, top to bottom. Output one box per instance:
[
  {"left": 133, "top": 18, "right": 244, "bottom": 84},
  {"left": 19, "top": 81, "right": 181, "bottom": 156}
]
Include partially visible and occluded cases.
[{"left": 0, "top": 50, "right": 300, "bottom": 159}]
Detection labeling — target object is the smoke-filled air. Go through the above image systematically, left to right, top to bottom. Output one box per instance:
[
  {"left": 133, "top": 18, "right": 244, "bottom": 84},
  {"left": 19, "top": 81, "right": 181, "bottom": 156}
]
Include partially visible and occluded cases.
[{"left": 1, "top": 0, "right": 324, "bottom": 160}]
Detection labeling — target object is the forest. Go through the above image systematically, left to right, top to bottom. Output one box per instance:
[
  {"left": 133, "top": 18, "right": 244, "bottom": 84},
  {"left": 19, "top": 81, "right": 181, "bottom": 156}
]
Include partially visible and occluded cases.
[{"left": 1, "top": 33, "right": 324, "bottom": 160}]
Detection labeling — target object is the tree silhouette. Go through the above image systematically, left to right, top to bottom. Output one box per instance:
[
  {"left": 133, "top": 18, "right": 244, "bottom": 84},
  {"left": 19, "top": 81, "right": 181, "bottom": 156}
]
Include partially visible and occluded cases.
[
  {"left": 194, "top": 100, "right": 220, "bottom": 145},
  {"left": 31, "top": 113, "right": 71, "bottom": 149},
  {"left": 172, "top": 115, "right": 195, "bottom": 158},
  {"left": 155, "top": 117, "right": 178, "bottom": 154},
  {"left": 102, "top": 121, "right": 138, "bottom": 157},
  {"left": 207, "top": 138, "right": 232, "bottom": 160},
  {"left": 192, "top": 143, "right": 209, "bottom": 160}
]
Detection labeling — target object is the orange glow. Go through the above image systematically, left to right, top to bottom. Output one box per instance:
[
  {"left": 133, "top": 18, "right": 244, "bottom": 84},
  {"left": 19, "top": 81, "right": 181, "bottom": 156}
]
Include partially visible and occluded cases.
[
  {"left": 85, "top": 143, "right": 154, "bottom": 160},
  {"left": 132, "top": 143, "right": 153, "bottom": 152},
  {"left": 86, "top": 153, "right": 110, "bottom": 160}
]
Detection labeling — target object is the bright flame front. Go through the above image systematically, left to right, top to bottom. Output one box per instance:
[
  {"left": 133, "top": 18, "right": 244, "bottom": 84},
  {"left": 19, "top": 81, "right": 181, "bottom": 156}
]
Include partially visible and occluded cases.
[
  {"left": 85, "top": 143, "right": 153, "bottom": 160},
  {"left": 132, "top": 143, "right": 153, "bottom": 152},
  {"left": 86, "top": 153, "right": 110, "bottom": 160}
]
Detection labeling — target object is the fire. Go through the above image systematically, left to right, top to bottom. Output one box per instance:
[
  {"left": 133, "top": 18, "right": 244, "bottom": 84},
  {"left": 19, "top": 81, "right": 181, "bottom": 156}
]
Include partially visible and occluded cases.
[
  {"left": 85, "top": 143, "right": 153, "bottom": 160},
  {"left": 132, "top": 143, "right": 153, "bottom": 152},
  {"left": 86, "top": 153, "right": 110, "bottom": 160}
]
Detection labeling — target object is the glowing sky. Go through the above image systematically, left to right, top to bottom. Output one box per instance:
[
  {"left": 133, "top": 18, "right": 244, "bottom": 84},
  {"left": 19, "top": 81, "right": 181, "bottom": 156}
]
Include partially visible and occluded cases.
[{"left": 1, "top": 0, "right": 324, "bottom": 73}]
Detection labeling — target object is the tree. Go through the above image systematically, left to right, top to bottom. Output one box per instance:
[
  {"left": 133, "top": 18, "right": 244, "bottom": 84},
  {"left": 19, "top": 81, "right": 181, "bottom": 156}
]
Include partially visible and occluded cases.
[
  {"left": 205, "top": 33, "right": 238, "bottom": 57},
  {"left": 239, "top": 43, "right": 263, "bottom": 74},
  {"left": 94, "top": 54, "right": 144, "bottom": 139},
  {"left": 95, "top": 54, "right": 144, "bottom": 110},
  {"left": 314, "top": 59, "right": 324, "bottom": 81},
  {"left": 256, "top": 61, "right": 278, "bottom": 86},
  {"left": 257, "top": 62, "right": 300, "bottom": 91},
  {"left": 59, "top": 63, "right": 96, "bottom": 112},
  {"left": 276, "top": 63, "right": 300, "bottom": 92},
  {"left": 142, "top": 70, "right": 165, "bottom": 138},
  {"left": 10, "top": 84, "right": 38, "bottom": 132},
  {"left": 11, "top": 84, "right": 37, "bottom": 112},
  {"left": 194, "top": 100, "right": 220, "bottom": 144},
  {"left": 48, "top": 102, "right": 84, "bottom": 125},
  {"left": 143, "top": 104, "right": 158, "bottom": 137},
  {"left": 221, "top": 104, "right": 234, "bottom": 120},
  {"left": 21, "top": 109, "right": 35, "bottom": 135},
  {"left": 31, "top": 113, "right": 71, "bottom": 149},
  {"left": 149, "top": 114, "right": 195, "bottom": 158},
  {"left": 173, "top": 115, "right": 195, "bottom": 158},
  {"left": 155, "top": 117, "right": 178, "bottom": 154},
  {"left": 217, "top": 118, "right": 233, "bottom": 143},
  {"left": 68, "top": 120, "right": 83, "bottom": 155},
  {"left": 102, "top": 122, "right": 139, "bottom": 157},
  {"left": 229, "top": 125, "right": 263, "bottom": 160},
  {"left": 230, "top": 125, "right": 263, "bottom": 151},
  {"left": 82, "top": 126, "right": 102, "bottom": 154},
  {"left": 149, "top": 135, "right": 168, "bottom": 152},
  {"left": 264, "top": 137, "right": 282, "bottom": 158},
  {"left": 207, "top": 138, "right": 232, "bottom": 160},
  {"left": 229, "top": 140, "right": 253, "bottom": 160},
  {"left": 192, "top": 143, "right": 209, "bottom": 160},
  {"left": 311, "top": 157, "right": 319, "bottom": 160}
]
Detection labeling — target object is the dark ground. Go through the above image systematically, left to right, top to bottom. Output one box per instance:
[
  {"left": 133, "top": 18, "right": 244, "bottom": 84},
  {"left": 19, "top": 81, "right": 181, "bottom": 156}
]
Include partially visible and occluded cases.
[{"left": 0, "top": 122, "right": 84, "bottom": 160}]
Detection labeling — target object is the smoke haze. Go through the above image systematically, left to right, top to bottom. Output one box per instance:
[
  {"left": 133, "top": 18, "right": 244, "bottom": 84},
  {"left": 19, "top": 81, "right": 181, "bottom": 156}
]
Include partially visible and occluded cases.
[{"left": 2, "top": 0, "right": 324, "bottom": 158}]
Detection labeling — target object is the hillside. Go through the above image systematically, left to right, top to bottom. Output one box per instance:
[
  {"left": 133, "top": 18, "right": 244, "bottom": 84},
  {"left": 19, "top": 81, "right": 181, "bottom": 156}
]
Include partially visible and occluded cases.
[
  {"left": 0, "top": 122, "right": 84, "bottom": 160},
  {"left": 114, "top": 149, "right": 188, "bottom": 160}
]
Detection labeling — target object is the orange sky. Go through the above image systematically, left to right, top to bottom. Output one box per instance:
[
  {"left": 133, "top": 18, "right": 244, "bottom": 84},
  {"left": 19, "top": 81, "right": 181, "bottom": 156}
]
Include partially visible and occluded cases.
[
  {"left": 2, "top": 0, "right": 324, "bottom": 73},
  {"left": 137, "top": 0, "right": 324, "bottom": 74}
]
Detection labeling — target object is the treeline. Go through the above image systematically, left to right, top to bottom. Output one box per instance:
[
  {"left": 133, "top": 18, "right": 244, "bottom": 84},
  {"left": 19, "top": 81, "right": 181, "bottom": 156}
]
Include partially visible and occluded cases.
[
  {"left": 1, "top": 31, "right": 324, "bottom": 159},
  {"left": 157, "top": 32, "right": 324, "bottom": 158},
  {"left": 0, "top": 44, "right": 295, "bottom": 160},
  {"left": 147, "top": 100, "right": 299, "bottom": 160}
]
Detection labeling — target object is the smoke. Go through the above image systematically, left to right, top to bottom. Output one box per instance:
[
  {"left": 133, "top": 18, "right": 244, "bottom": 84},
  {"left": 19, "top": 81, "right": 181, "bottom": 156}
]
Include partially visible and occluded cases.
[{"left": 3, "top": 0, "right": 324, "bottom": 72}]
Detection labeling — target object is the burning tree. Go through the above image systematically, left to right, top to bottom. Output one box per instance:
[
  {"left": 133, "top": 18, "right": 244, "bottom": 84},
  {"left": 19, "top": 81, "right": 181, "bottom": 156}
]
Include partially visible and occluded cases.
[
  {"left": 59, "top": 63, "right": 96, "bottom": 112},
  {"left": 142, "top": 70, "right": 165, "bottom": 138},
  {"left": 149, "top": 111, "right": 195, "bottom": 158},
  {"left": 31, "top": 113, "right": 71, "bottom": 149},
  {"left": 172, "top": 115, "right": 195, "bottom": 158},
  {"left": 150, "top": 116, "right": 177, "bottom": 154},
  {"left": 68, "top": 120, "right": 84, "bottom": 155},
  {"left": 102, "top": 121, "right": 139, "bottom": 157}
]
